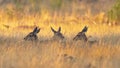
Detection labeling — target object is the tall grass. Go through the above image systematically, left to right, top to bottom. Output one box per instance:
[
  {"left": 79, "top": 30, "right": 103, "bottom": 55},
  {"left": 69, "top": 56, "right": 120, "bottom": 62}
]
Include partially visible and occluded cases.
[
  {"left": 0, "top": 0, "right": 120, "bottom": 68},
  {"left": 0, "top": 12, "right": 120, "bottom": 67},
  {"left": 0, "top": 35, "right": 120, "bottom": 68}
]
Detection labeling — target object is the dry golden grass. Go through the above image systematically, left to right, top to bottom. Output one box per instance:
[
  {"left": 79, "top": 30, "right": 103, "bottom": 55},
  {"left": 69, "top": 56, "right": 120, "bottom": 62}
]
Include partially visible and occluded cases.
[{"left": 0, "top": 9, "right": 120, "bottom": 68}]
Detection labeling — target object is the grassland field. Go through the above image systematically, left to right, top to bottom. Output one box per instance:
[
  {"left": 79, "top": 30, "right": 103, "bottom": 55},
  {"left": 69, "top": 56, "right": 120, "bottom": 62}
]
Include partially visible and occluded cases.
[{"left": 0, "top": 1, "right": 120, "bottom": 67}]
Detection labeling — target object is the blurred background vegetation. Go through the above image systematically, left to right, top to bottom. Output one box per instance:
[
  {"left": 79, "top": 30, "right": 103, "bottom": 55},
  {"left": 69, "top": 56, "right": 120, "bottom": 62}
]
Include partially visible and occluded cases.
[
  {"left": 0, "top": 0, "right": 119, "bottom": 26},
  {"left": 0, "top": 0, "right": 115, "bottom": 14},
  {"left": 108, "top": 0, "right": 120, "bottom": 23}
]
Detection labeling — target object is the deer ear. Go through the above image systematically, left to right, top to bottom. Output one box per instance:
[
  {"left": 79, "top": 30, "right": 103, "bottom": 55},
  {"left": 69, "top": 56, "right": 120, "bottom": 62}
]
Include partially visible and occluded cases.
[
  {"left": 82, "top": 26, "right": 88, "bottom": 32},
  {"left": 85, "top": 26, "right": 88, "bottom": 29},
  {"left": 33, "top": 27, "right": 38, "bottom": 33},
  {"left": 51, "top": 27, "right": 56, "bottom": 33},
  {"left": 58, "top": 27, "right": 61, "bottom": 32},
  {"left": 37, "top": 28, "right": 40, "bottom": 33}
]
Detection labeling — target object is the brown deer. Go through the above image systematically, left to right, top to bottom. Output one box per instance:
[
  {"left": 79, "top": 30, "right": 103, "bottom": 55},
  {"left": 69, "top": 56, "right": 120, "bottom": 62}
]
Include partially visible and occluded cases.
[
  {"left": 73, "top": 26, "right": 88, "bottom": 42},
  {"left": 24, "top": 27, "right": 40, "bottom": 41},
  {"left": 51, "top": 27, "right": 65, "bottom": 41}
]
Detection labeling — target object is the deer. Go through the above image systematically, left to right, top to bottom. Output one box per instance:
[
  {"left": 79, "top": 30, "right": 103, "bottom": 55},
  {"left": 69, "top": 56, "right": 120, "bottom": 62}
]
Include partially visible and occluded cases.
[
  {"left": 50, "top": 26, "right": 66, "bottom": 46},
  {"left": 73, "top": 26, "right": 88, "bottom": 42},
  {"left": 73, "top": 26, "right": 99, "bottom": 46},
  {"left": 24, "top": 27, "right": 40, "bottom": 41},
  {"left": 51, "top": 27, "right": 65, "bottom": 41}
]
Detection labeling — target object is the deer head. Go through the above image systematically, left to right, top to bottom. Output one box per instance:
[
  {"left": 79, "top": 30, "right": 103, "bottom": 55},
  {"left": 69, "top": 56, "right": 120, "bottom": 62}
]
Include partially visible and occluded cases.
[
  {"left": 73, "top": 26, "right": 88, "bottom": 41},
  {"left": 24, "top": 27, "right": 40, "bottom": 41},
  {"left": 51, "top": 27, "right": 64, "bottom": 40}
]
